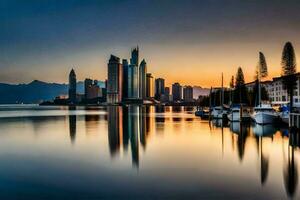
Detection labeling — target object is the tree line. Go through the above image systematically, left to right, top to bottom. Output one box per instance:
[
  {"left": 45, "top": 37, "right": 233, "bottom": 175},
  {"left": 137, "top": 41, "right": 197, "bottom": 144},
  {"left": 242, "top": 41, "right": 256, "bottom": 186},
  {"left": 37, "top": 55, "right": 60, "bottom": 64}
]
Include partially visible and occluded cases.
[{"left": 200, "top": 42, "right": 297, "bottom": 109}]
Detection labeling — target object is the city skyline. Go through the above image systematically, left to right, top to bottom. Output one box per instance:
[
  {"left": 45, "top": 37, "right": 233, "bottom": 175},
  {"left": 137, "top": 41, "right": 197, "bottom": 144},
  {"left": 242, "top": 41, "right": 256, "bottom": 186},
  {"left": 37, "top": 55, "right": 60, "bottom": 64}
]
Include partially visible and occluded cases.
[{"left": 2, "top": 0, "right": 300, "bottom": 87}]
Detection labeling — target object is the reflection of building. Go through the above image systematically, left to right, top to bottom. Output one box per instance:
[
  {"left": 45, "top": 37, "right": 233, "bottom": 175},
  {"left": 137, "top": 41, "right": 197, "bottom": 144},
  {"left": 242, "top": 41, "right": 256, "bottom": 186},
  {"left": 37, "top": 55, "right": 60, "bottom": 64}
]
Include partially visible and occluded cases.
[
  {"left": 107, "top": 55, "right": 123, "bottom": 104},
  {"left": 139, "top": 59, "right": 147, "bottom": 99},
  {"left": 68, "top": 69, "right": 77, "bottom": 103},
  {"left": 146, "top": 73, "right": 154, "bottom": 98},
  {"left": 155, "top": 78, "right": 165, "bottom": 100},
  {"left": 172, "top": 82, "right": 182, "bottom": 101},
  {"left": 183, "top": 86, "right": 193, "bottom": 102},
  {"left": 107, "top": 105, "right": 152, "bottom": 168},
  {"left": 107, "top": 106, "right": 122, "bottom": 156},
  {"left": 69, "top": 115, "right": 76, "bottom": 144}
]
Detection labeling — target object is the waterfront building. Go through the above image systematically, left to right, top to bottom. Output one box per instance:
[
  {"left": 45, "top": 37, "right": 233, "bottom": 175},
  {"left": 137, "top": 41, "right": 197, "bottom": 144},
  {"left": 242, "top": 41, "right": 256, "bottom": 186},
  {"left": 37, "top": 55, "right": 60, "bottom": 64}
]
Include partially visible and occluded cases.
[
  {"left": 126, "top": 47, "right": 140, "bottom": 99},
  {"left": 107, "top": 55, "right": 123, "bottom": 104},
  {"left": 122, "top": 59, "right": 129, "bottom": 100},
  {"left": 139, "top": 59, "right": 147, "bottom": 99},
  {"left": 128, "top": 64, "right": 139, "bottom": 99},
  {"left": 68, "top": 69, "right": 77, "bottom": 103},
  {"left": 146, "top": 73, "right": 154, "bottom": 98},
  {"left": 265, "top": 73, "right": 300, "bottom": 107},
  {"left": 84, "top": 78, "right": 93, "bottom": 98},
  {"left": 155, "top": 78, "right": 165, "bottom": 100},
  {"left": 85, "top": 79, "right": 101, "bottom": 99},
  {"left": 172, "top": 82, "right": 182, "bottom": 101},
  {"left": 183, "top": 86, "right": 194, "bottom": 102}
]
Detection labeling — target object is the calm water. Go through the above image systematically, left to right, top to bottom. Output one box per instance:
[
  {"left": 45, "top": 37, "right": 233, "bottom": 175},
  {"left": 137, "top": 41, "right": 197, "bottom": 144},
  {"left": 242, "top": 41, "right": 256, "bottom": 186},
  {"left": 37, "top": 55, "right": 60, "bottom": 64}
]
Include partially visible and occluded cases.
[{"left": 0, "top": 105, "right": 299, "bottom": 199}]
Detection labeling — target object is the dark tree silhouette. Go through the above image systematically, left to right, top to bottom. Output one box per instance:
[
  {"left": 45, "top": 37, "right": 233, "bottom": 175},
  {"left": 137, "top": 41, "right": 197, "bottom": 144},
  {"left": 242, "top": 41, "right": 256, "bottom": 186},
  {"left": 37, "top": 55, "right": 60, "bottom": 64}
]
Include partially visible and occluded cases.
[
  {"left": 281, "top": 42, "right": 297, "bottom": 111},
  {"left": 256, "top": 52, "right": 268, "bottom": 79},
  {"left": 234, "top": 67, "right": 248, "bottom": 104}
]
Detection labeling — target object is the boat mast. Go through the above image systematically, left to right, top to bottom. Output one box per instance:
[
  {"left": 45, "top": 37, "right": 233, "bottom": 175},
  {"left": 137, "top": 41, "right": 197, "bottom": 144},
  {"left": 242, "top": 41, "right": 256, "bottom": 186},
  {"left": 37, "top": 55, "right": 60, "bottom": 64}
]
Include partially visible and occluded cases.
[
  {"left": 258, "top": 68, "right": 261, "bottom": 107},
  {"left": 221, "top": 73, "right": 224, "bottom": 112}
]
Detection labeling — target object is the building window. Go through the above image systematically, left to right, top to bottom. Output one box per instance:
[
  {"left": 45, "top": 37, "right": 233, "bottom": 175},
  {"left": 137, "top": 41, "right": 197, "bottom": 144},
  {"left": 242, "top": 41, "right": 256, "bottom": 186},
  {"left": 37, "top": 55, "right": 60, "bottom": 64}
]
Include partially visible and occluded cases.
[{"left": 282, "top": 96, "right": 286, "bottom": 101}]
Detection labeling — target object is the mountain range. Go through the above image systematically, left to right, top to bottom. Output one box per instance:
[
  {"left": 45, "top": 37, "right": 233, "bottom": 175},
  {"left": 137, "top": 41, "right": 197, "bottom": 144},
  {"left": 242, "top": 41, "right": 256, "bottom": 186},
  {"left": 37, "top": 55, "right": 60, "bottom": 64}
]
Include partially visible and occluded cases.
[{"left": 0, "top": 80, "right": 104, "bottom": 104}]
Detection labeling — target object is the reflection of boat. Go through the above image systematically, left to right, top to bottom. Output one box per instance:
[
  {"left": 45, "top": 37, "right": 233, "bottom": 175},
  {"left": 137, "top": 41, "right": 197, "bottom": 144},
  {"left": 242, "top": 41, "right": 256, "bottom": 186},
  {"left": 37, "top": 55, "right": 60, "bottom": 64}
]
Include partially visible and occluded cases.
[
  {"left": 251, "top": 104, "right": 278, "bottom": 124},
  {"left": 227, "top": 106, "right": 251, "bottom": 122},
  {"left": 195, "top": 108, "right": 209, "bottom": 119},
  {"left": 212, "top": 118, "right": 228, "bottom": 127},
  {"left": 230, "top": 122, "right": 249, "bottom": 135},
  {"left": 252, "top": 123, "right": 277, "bottom": 136}
]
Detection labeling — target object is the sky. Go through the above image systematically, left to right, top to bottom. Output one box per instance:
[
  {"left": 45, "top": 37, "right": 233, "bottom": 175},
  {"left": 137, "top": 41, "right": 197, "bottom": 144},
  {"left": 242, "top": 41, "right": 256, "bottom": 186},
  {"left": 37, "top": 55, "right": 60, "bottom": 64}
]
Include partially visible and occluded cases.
[{"left": 1, "top": 0, "right": 300, "bottom": 87}]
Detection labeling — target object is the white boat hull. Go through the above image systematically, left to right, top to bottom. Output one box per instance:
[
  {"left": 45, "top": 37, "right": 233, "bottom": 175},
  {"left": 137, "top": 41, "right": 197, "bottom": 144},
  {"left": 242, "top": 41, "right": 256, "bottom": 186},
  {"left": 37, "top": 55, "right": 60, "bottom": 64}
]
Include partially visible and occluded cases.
[
  {"left": 228, "top": 112, "right": 251, "bottom": 122},
  {"left": 252, "top": 112, "right": 277, "bottom": 124}
]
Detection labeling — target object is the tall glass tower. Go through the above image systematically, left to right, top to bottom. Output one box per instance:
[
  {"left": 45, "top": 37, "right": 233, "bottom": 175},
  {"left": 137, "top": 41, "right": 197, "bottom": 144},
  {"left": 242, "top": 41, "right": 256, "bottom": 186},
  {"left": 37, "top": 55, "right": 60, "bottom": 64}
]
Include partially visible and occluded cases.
[{"left": 68, "top": 69, "right": 77, "bottom": 103}]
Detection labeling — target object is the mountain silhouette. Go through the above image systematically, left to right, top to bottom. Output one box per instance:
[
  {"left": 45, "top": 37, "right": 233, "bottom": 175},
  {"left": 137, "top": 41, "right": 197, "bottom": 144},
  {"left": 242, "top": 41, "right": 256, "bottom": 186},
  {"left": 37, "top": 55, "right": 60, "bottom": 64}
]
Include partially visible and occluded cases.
[{"left": 0, "top": 80, "right": 92, "bottom": 104}]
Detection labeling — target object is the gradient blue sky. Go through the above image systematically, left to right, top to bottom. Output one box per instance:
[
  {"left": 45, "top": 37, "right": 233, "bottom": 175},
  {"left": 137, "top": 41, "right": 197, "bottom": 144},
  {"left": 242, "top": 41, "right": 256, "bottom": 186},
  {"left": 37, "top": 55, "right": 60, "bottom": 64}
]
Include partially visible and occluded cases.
[{"left": 1, "top": 0, "right": 300, "bottom": 87}]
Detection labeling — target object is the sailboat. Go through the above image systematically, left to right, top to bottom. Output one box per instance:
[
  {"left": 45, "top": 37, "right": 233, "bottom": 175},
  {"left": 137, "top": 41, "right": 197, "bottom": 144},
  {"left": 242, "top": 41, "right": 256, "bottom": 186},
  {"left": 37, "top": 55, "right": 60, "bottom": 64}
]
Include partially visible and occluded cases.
[
  {"left": 212, "top": 73, "right": 227, "bottom": 119},
  {"left": 251, "top": 77, "right": 278, "bottom": 125},
  {"left": 227, "top": 105, "right": 251, "bottom": 122}
]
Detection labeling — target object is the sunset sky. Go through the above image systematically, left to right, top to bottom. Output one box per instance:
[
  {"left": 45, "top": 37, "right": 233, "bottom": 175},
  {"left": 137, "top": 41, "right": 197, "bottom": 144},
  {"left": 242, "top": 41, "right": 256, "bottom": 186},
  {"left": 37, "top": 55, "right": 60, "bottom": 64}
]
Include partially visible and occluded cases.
[{"left": 2, "top": 0, "right": 300, "bottom": 87}]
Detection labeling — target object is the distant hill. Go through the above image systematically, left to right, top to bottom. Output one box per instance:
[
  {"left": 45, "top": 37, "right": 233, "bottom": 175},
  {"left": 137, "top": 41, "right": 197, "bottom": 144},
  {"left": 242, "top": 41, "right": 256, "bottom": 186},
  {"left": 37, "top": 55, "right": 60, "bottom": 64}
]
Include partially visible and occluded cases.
[
  {"left": 0, "top": 80, "right": 104, "bottom": 104},
  {"left": 193, "top": 86, "right": 210, "bottom": 99}
]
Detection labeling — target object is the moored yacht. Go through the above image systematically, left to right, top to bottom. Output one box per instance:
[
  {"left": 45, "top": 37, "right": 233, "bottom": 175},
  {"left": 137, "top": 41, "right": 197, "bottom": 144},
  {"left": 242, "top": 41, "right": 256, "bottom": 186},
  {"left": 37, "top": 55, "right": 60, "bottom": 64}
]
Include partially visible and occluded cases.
[
  {"left": 252, "top": 104, "right": 278, "bottom": 124},
  {"left": 227, "top": 106, "right": 251, "bottom": 122}
]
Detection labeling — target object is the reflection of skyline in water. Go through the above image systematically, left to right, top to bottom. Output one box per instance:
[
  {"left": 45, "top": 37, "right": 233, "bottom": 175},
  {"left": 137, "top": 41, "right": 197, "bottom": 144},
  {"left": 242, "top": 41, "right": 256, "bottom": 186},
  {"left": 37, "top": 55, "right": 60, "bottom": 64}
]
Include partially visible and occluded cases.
[
  {"left": 4, "top": 105, "right": 300, "bottom": 198},
  {"left": 107, "top": 106, "right": 155, "bottom": 168}
]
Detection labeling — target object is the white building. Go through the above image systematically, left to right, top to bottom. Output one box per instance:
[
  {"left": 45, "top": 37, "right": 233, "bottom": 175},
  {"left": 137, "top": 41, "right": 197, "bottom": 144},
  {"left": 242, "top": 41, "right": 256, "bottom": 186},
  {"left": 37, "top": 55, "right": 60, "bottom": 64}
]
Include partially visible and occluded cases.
[{"left": 245, "top": 73, "right": 300, "bottom": 107}]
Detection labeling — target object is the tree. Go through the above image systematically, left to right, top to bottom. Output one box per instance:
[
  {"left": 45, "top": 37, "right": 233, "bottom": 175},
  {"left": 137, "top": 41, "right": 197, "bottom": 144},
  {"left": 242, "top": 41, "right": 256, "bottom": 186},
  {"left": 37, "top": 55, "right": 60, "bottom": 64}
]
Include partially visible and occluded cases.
[
  {"left": 281, "top": 42, "right": 297, "bottom": 111},
  {"left": 255, "top": 52, "right": 268, "bottom": 106},
  {"left": 256, "top": 52, "right": 268, "bottom": 79},
  {"left": 234, "top": 67, "right": 248, "bottom": 104},
  {"left": 229, "top": 75, "right": 235, "bottom": 88}
]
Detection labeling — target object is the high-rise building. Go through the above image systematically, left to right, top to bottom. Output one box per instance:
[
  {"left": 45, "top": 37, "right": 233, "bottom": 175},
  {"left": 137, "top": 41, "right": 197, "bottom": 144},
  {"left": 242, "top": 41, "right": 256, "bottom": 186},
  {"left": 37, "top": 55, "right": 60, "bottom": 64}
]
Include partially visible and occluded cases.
[
  {"left": 130, "top": 46, "right": 139, "bottom": 66},
  {"left": 127, "top": 47, "right": 140, "bottom": 99},
  {"left": 107, "top": 55, "right": 123, "bottom": 104},
  {"left": 122, "top": 59, "right": 129, "bottom": 100},
  {"left": 139, "top": 59, "right": 147, "bottom": 99},
  {"left": 128, "top": 64, "right": 139, "bottom": 99},
  {"left": 68, "top": 69, "right": 77, "bottom": 103},
  {"left": 146, "top": 73, "right": 154, "bottom": 98},
  {"left": 84, "top": 78, "right": 93, "bottom": 98},
  {"left": 155, "top": 78, "right": 165, "bottom": 100},
  {"left": 85, "top": 79, "right": 101, "bottom": 99},
  {"left": 172, "top": 82, "right": 182, "bottom": 101},
  {"left": 183, "top": 86, "right": 194, "bottom": 102}
]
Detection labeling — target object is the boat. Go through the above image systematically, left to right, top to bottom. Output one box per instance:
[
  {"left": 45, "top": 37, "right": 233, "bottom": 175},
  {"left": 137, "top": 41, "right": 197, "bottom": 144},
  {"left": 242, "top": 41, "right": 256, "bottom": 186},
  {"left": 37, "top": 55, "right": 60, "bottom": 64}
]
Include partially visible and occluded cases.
[
  {"left": 252, "top": 65, "right": 278, "bottom": 125},
  {"left": 212, "top": 73, "right": 227, "bottom": 119},
  {"left": 252, "top": 104, "right": 278, "bottom": 124},
  {"left": 279, "top": 105, "right": 289, "bottom": 124},
  {"left": 227, "top": 106, "right": 251, "bottom": 122},
  {"left": 195, "top": 108, "right": 210, "bottom": 119},
  {"left": 252, "top": 123, "right": 277, "bottom": 136}
]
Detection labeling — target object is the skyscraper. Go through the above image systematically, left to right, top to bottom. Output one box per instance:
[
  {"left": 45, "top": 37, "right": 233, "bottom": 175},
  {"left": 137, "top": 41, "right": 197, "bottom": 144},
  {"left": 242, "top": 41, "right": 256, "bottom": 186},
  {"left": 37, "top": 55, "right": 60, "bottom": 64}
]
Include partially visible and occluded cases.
[
  {"left": 130, "top": 46, "right": 139, "bottom": 66},
  {"left": 127, "top": 47, "right": 140, "bottom": 99},
  {"left": 107, "top": 55, "right": 123, "bottom": 104},
  {"left": 122, "top": 59, "right": 129, "bottom": 100},
  {"left": 139, "top": 59, "right": 147, "bottom": 99},
  {"left": 128, "top": 64, "right": 139, "bottom": 99},
  {"left": 68, "top": 69, "right": 77, "bottom": 103},
  {"left": 146, "top": 73, "right": 154, "bottom": 98},
  {"left": 84, "top": 78, "right": 93, "bottom": 98},
  {"left": 155, "top": 78, "right": 165, "bottom": 100},
  {"left": 172, "top": 82, "right": 182, "bottom": 101},
  {"left": 183, "top": 86, "right": 194, "bottom": 102}
]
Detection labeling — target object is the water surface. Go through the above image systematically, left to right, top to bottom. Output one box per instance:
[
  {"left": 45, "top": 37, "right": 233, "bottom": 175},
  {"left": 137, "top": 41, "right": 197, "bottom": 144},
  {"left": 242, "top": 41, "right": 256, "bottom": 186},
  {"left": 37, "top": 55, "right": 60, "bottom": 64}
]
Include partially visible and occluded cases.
[{"left": 0, "top": 105, "right": 298, "bottom": 199}]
